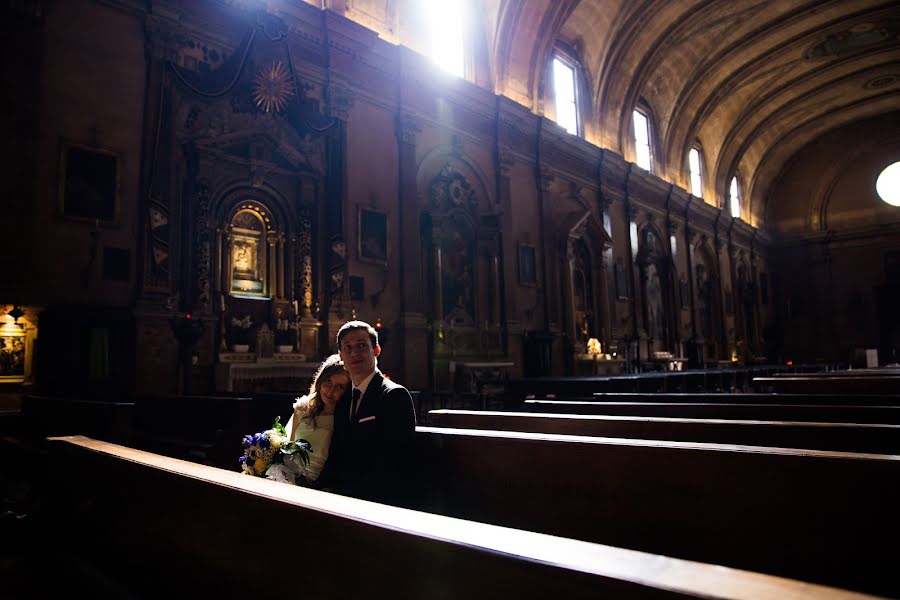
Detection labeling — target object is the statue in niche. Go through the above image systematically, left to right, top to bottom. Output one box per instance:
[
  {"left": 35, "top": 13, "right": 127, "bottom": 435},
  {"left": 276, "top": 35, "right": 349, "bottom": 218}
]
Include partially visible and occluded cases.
[
  {"left": 442, "top": 228, "right": 474, "bottom": 322},
  {"left": 572, "top": 239, "right": 595, "bottom": 345},
  {"left": 646, "top": 263, "right": 664, "bottom": 340},
  {"left": 696, "top": 264, "right": 713, "bottom": 342}
]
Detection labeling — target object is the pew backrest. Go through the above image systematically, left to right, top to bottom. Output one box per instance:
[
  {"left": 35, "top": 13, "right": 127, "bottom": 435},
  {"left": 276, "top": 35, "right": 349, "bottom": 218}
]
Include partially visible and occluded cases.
[
  {"left": 523, "top": 399, "right": 900, "bottom": 424},
  {"left": 428, "top": 409, "right": 900, "bottom": 454},
  {"left": 413, "top": 426, "right": 900, "bottom": 597},
  {"left": 43, "top": 435, "right": 875, "bottom": 600}
]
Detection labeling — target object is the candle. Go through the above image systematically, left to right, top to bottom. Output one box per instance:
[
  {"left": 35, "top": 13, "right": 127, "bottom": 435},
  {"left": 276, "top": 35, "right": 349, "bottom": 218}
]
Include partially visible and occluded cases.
[
  {"left": 220, "top": 295, "right": 225, "bottom": 311},
  {"left": 293, "top": 299, "right": 299, "bottom": 315}
]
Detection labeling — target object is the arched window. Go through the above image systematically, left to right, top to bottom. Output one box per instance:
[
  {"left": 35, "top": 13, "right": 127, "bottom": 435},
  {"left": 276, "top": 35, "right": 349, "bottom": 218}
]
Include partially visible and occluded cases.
[
  {"left": 426, "top": 0, "right": 465, "bottom": 78},
  {"left": 552, "top": 53, "right": 579, "bottom": 136},
  {"left": 633, "top": 109, "right": 653, "bottom": 171},
  {"left": 689, "top": 147, "right": 704, "bottom": 198},
  {"left": 729, "top": 175, "right": 742, "bottom": 218}
]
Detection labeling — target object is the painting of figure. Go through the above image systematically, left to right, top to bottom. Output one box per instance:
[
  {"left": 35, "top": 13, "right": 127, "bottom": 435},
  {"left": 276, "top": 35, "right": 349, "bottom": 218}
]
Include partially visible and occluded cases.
[{"left": 0, "top": 335, "right": 25, "bottom": 379}]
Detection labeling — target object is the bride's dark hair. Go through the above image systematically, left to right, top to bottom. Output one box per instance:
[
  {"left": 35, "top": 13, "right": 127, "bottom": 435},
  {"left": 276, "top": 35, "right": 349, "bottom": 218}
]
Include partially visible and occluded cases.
[{"left": 304, "top": 354, "right": 347, "bottom": 424}]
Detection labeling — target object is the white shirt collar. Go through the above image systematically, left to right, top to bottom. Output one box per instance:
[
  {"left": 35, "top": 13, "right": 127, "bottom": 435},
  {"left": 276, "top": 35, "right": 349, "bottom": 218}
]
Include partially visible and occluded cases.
[{"left": 353, "top": 370, "right": 377, "bottom": 397}]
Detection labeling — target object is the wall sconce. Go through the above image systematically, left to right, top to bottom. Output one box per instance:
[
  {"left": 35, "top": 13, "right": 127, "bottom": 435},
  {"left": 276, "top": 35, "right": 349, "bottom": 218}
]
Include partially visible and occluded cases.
[{"left": 6, "top": 305, "right": 25, "bottom": 328}]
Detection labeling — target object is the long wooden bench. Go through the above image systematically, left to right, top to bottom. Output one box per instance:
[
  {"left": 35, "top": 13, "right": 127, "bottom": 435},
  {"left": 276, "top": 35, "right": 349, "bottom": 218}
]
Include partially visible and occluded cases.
[
  {"left": 506, "top": 366, "right": 828, "bottom": 398},
  {"left": 753, "top": 376, "right": 900, "bottom": 394},
  {"left": 586, "top": 392, "right": 900, "bottom": 406},
  {"left": 131, "top": 394, "right": 255, "bottom": 469},
  {"left": 21, "top": 395, "right": 134, "bottom": 444},
  {"left": 523, "top": 399, "right": 900, "bottom": 424},
  {"left": 427, "top": 409, "right": 900, "bottom": 454},
  {"left": 413, "top": 427, "right": 900, "bottom": 597},
  {"left": 37, "top": 436, "right": 877, "bottom": 599}
]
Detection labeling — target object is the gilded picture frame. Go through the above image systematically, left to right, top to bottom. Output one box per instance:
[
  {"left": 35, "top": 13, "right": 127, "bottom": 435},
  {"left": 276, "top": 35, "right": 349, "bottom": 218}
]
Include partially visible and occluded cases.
[
  {"left": 58, "top": 140, "right": 121, "bottom": 224},
  {"left": 358, "top": 206, "right": 388, "bottom": 266},
  {"left": 0, "top": 330, "right": 26, "bottom": 382}
]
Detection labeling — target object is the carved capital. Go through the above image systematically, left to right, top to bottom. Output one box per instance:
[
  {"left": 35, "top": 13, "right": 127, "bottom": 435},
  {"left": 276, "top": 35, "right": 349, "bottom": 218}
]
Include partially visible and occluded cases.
[
  {"left": 143, "top": 15, "right": 180, "bottom": 62},
  {"left": 327, "top": 83, "right": 354, "bottom": 121},
  {"left": 395, "top": 113, "right": 421, "bottom": 146},
  {"left": 498, "top": 149, "right": 514, "bottom": 178},
  {"left": 538, "top": 169, "right": 555, "bottom": 193},
  {"left": 624, "top": 201, "right": 638, "bottom": 222},
  {"left": 666, "top": 217, "right": 677, "bottom": 236},
  {"left": 684, "top": 226, "right": 695, "bottom": 243}
]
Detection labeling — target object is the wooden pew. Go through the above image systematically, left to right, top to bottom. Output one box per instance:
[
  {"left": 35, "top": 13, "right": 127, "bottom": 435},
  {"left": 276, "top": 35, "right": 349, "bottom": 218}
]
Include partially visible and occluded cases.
[
  {"left": 506, "top": 366, "right": 814, "bottom": 398},
  {"left": 753, "top": 375, "right": 900, "bottom": 394},
  {"left": 587, "top": 392, "right": 900, "bottom": 406},
  {"left": 20, "top": 394, "right": 134, "bottom": 444},
  {"left": 131, "top": 394, "right": 253, "bottom": 469},
  {"left": 523, "top": 399, "right": 900, "bottom": 424},
  {"left": 427, "top": 409, "right": 900, "bottom": 454},
  {"left": 413, "top": 427, "right": 899, "bottom": 597},
  {"left": 36, "top": 436, "right": 875, "bottom": 600}
]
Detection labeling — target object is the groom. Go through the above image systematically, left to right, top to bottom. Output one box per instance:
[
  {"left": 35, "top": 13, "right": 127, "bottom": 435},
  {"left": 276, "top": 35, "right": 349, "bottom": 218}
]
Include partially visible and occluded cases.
[{"left": 331, "top": 320, "right": 417, "bottom": 505}]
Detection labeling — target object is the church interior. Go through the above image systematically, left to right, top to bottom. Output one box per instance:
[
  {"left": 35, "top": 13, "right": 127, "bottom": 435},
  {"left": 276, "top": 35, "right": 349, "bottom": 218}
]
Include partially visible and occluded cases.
[{"left": 2, "top": 0, "right": 899, "bottom": 597}]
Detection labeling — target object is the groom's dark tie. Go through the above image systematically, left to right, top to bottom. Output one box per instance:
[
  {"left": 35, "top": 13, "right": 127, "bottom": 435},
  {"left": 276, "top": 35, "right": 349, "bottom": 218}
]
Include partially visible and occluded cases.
[{"left": 352, "top": 388, "right": 361, "bottom": 418}]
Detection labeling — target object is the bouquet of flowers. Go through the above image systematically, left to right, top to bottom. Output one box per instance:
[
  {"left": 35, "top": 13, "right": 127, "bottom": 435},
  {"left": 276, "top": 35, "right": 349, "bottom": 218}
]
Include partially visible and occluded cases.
[
  {"left": 229, "top": 315, "right": 253, "bottom": 345},
  {"left": 274, "top": 317, "right": 298, "bottom": 345},
  {"left": 239, "top": 417, "right": 311, "bottom": 479}
]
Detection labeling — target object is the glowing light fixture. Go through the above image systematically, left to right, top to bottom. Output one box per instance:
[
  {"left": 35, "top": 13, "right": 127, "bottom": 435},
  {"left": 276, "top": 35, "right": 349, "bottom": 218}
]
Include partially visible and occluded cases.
[
  {"left": 876, "top": 161, "right": 900, "bottom": 207},
  {"left": 6, "top": 305, "right": 24, "bottom": 329}
]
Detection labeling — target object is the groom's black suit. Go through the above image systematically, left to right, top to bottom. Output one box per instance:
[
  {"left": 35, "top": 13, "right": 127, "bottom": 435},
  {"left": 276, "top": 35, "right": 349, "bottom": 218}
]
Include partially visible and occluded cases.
[{"left": 330, "top": 371, "right": 416, "bottom": 505}]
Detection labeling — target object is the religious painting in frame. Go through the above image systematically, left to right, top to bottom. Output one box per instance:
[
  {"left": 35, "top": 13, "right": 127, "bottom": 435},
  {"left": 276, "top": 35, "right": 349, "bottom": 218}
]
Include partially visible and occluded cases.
[
  {"left": 58, "top": 140, "right": 121, "bottom": 223},
  {"left": 358, "top": 207, "right": 388, "bottom": 265},
  {"left": 518, "top": 243, "right": 536, "bottom": 286},
  {"left": 0, "top": 331, "right": 26, "bottom": 382}
]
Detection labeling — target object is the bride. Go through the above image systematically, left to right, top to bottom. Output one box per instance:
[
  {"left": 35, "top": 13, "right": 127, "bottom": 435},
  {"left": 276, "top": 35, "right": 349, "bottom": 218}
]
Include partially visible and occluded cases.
[{"left": 269, "top": 354, "right": 349, "bottom": 486}]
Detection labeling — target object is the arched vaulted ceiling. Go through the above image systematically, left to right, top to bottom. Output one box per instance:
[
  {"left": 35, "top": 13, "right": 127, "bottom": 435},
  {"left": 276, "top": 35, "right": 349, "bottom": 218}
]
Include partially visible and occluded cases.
[{"left": 308, "top": 0, "right": 900, "bottom": 231}]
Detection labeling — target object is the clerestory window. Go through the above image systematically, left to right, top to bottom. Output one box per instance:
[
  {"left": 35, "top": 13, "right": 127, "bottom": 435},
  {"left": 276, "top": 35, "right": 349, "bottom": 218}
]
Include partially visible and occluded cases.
[
  {"left": 552, "top": 55, "right": 579, "bottom": 136},
  {"left": 633, "top": 109, "right": 652, "bottom": 171},
  {"left": 689, "top": 147, "right": 703, "bottom": 198},
  {"left": 729, "top": 176, "right": 742, "bottom": 219}
]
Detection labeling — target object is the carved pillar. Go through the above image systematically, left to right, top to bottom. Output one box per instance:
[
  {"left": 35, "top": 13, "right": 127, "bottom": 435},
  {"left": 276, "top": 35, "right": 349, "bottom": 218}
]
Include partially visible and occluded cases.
[
  {"left": 322, "top": 84, "right": 352, "bottom": 347},
  {"left": 395, "top": 112, "right": 427, "bottom": 388},
  {"left": 497, "top": 148, "right": 518, "bottom": 359},
  {"left": 623, "top": 165, "right": 639, "bottom": 370},
  {"left": 536, "top": 168, "right": 554, "bottom": 331},
  {"left": 297, "top": 206, "right": 318, "bottom": 357},
  {"left": 214, "top": 227, "right": 224, "bottom": 295},
  {"left": 224, "top": 228, "right": 235, "bottom": 296},
  {"left": 713, "top": 230, "right": 727, "bottom": 361},
  {"left": 267, "top": 232, "right": 277, "bottom": 300},
  {"left": 275, "top": 234, "right": 283, "bottom": 299},
  {"left": 287, "top": 234, "right": 295, "bottom": 304},
  {"left": 433, "top": 241, "right": 444, "bottom": 322},
  {"left": 490, "top": 251, "right": 501, "bottom": 324}
]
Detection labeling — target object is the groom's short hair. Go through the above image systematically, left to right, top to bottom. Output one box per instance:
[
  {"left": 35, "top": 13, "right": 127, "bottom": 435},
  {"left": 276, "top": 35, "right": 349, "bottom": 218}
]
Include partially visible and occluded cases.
[{"left": 337, "top": 320, "right": 379, "bottom": 349}]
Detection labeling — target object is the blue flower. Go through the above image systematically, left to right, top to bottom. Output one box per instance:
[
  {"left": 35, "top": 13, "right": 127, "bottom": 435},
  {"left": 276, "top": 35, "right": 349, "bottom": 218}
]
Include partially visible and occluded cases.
[
  {"left": 242, "top": 435, "right": 253, "bottom": 448},
  {"left": 259, "top": 437, "right": 271, "bottom": 448},
  {"left": 238, "top": 456, "right": 246, "bottom": 463}
]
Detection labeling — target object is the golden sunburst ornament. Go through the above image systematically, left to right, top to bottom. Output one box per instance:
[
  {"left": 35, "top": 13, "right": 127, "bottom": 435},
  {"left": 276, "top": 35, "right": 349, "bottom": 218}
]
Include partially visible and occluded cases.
[{"left": 252, "top": 60, "right": 294, "bottom": 114}]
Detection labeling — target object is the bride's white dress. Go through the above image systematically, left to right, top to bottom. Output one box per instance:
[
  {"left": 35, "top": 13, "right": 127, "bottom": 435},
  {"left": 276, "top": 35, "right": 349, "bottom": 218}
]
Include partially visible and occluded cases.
[{"left": 266, "top": 397, "right": 334, "bottom": 485}]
